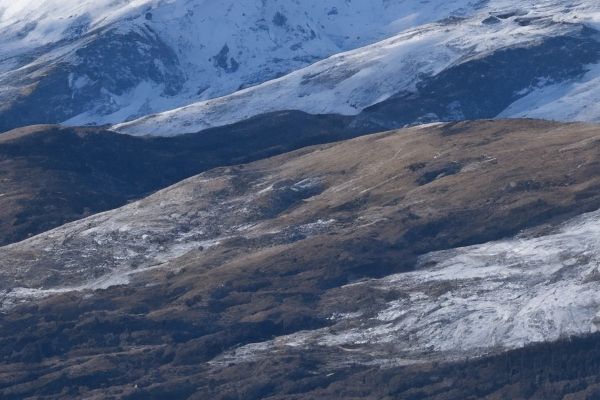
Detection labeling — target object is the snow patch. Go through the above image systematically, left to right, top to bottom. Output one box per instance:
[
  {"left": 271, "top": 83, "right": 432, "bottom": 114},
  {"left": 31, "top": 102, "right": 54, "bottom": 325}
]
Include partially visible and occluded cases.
[{"left": 216, "top": 208, "right": 600, "bottom": 365}]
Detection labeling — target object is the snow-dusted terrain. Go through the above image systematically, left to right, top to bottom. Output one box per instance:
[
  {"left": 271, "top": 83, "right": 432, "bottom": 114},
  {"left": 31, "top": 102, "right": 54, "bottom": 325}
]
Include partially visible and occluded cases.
[
  {"left": 0, "top": 0, "right": 484, "bottom": 130},
  {"left": 6, "top": 0, "right": 600, "bottom": 135},
  {"left": 114, "top": 0, "right": 600, "bottom": 136},
  {"left": 6, "top": 1, "right": 600, "bottom": 395},
  {"left": 499, "top": 63, "right": 600, "bottom": 121},
  {"left": 4, "top": 118, "right": 600, "bottom": 365},
  {"left": 11, "top": 157, "right": 600, "bottom": 364},
  {"left": 0, "top": 167, "right": 333, "bottom": 308},
  {"left": 218, "top": 208, "right": 600, "bottom": 365}
]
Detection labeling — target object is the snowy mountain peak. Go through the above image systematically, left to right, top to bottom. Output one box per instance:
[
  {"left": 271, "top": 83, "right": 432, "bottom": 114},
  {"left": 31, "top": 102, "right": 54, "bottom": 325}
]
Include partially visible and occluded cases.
[
  {"left": 0, "top": 0, "right": 486, "bottom": 132},
  {"left": 115, "top": 2, "right": 600, "bottom": 136}
]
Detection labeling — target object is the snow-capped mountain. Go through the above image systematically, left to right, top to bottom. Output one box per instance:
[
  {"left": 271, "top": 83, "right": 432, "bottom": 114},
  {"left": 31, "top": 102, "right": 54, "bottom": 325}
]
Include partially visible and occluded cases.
[
  {"left": 0, "top": 0, "right": 484, "bottom": 132},
  {"left": 6, "top": 0, "right": 600, "bottom": 136},
  {"left": 115, "top": 0, "right": 600, "bottom": 136},
  {"left": 6, "top": 1, "right": 600, "bottom": 396}
]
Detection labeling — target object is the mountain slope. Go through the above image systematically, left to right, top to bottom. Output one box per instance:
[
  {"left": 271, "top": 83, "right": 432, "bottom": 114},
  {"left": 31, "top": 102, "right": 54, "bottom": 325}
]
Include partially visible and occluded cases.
[
  {"left": 0, "top": 0, "right": 483, "bottom": 132},
  {"left": 6, "top": 0, "right": 600, "bottom": 137},
  {"left": 116, "top": 1, "right": 600, "bottom": 136},
  {"left": 0, "top": 111, "right": 370, "bottom": 246},
  {"left": 2, "top": 120, "right": 600, "bottom": 398}
]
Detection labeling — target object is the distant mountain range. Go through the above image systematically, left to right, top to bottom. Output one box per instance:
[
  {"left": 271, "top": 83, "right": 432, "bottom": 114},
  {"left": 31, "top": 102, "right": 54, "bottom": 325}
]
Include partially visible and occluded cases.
[
  {"left": 0, "top": 0, "right": 481, "bottom": 132},
  {"left": 3, "top": 0, "right": 600, "bottom": 136},
  {"left": 116, "top": 4, "right": 600, "bottom": 136}
]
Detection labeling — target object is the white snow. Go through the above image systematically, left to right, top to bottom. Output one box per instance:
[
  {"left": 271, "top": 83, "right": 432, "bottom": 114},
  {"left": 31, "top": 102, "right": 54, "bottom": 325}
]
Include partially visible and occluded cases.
[
  {"left": 0, "top": 0, "right": 486, "bottom": 127},
  {"left": 7, "top": 0, "right": 600, "bottom": 134},
  {"left": 114, "top": 0, "right": 600, "bottom": 136},
  {"left": 5, "top": 1, "right": 600, "bottom": 134},
  {"left": 499, "top": 63, "right": 600, "bottom": 122},
  {"left": 217, "top": 207, "right": 600, "bottom": 364},
  {"left": 357, "top": 211, "right": 600, "bottom": 354}
]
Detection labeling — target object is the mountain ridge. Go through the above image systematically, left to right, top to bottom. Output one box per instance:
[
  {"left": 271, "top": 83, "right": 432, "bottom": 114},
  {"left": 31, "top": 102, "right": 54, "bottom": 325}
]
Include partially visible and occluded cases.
[
  {"left": 0, "top": 0, "right": 483, "bottom": 132},
  {"left": 4, "top": 2, "right": 600, "bottom": 398},
  {"left": 115, "top": 2, "right": 600, "bottom": 136},
  {"left": 0, "top": 111, "right": 374, "bottom": 246}
]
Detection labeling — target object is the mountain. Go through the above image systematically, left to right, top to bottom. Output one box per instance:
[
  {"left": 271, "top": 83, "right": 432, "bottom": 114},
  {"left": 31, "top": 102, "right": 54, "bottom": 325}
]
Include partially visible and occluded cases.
[
  {"left": 0, "top": 0, "right": 483, "bottom": 133},
  {"left": 6, "top": 0, "right": 600, "bottom": 137},
  {"left": 5, "top": 1, "right": 600, "bottom": 398},
  {"left": 115, "top": 1, "right": 600, "bottom": 136},
  {"left": 0, "top": 111, "right": 373, "bottom": 246},
  {"left": 2, "top": 120, "right": 600, "bottom": 398}
]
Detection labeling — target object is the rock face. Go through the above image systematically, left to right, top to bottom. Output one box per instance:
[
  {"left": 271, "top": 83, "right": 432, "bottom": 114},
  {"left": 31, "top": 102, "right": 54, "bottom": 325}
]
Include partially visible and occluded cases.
[
  {"left": 0, "top": 0, "right": 480, "bottom": 132},
  {"left": 3, "top": 120, "right": 600, "bottom": 398}
]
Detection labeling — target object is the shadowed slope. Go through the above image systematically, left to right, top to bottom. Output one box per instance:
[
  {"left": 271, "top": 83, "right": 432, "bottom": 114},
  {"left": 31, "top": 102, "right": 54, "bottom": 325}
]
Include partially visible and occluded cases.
[{"left": 0, "top": 111, "right": 367, "bottom": 246}]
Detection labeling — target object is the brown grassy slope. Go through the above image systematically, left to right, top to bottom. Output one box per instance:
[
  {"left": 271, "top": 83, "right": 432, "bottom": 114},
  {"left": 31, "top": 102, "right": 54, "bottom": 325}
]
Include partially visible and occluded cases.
[
  {"left": 0, "top": 111, "right": 366, "bottom": 246},
  {"left": 1, "top": 119, "right": 600, "bottom": 399}
]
